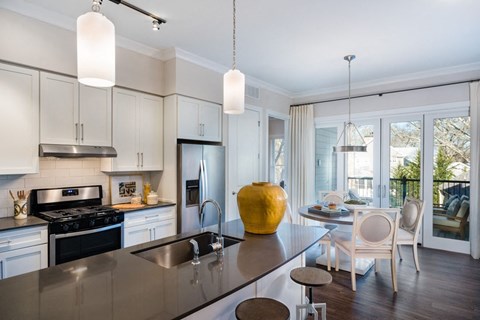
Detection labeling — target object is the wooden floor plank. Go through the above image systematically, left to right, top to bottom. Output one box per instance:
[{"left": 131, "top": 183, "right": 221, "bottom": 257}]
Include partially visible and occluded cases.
[{"left": 304, "top": 244, "right": 480, "bottom": 320}]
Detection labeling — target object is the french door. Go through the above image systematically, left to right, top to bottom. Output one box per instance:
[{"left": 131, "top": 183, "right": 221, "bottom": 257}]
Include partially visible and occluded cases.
[
  {"left": 342, "top": 112, "right": 471, "bottom": 253},
  {"left": 346, "top": 115, "right": 423, "bottom": 209}
]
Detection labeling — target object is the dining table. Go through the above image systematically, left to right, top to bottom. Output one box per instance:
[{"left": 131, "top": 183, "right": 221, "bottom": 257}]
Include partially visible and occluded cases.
[{"left": 299, "top": 205, "right": 375, "bottom": 275}]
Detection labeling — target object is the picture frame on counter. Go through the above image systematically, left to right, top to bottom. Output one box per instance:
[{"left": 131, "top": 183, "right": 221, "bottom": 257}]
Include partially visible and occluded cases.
[{"left": 110, "top": 175, "right": 143, "bottom": 204}]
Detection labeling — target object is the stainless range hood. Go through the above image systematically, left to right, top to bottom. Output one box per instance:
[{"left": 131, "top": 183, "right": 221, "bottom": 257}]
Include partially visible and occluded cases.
[{"left": 39, "top": 144, "right": 117, "bottom": 158}]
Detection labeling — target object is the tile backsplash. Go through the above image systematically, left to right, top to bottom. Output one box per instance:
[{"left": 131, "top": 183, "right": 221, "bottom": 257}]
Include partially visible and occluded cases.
[{"left": 0, "top": 158, "right": 150, "bottom": 218}]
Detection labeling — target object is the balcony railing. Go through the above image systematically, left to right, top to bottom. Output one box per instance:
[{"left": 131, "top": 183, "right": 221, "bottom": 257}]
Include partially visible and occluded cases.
[{"left": 347, "top": 177, "right": 470, "bottom": 207}]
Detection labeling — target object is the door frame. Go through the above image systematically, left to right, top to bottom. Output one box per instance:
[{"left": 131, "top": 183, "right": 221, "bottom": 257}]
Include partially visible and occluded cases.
[{"left": 264, "top": 110, "right": 290, "bottom": 186}]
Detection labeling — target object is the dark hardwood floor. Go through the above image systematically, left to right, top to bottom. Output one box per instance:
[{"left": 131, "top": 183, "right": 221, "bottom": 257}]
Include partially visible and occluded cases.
[{"left": 304, "top": 244, "right": 480, "bottom": 320}]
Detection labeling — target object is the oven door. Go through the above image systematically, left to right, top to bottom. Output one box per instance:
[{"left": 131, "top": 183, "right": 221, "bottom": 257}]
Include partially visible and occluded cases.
[{"left": 49, "top": 224, "right": 123, "bottom": 266}]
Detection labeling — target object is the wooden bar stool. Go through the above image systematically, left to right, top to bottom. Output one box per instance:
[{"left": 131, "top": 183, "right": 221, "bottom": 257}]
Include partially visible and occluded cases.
[
  {"left": 290, "top": 267, "right": 332, "bottom": 320},
  {"left": 235, "top": 297, "right": 290, "bottom": 320}
]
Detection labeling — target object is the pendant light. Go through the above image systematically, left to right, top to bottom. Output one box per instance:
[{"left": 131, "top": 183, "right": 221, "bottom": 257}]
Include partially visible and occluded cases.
[
  {"left": 77, "top": 0, "right": 115, "bottom": 88},
  {"left": 223, "top": 0, "right": 245, "bottom": 114},
  {"left": 333, "top": 55, "right": 367, "bottom": 152}
]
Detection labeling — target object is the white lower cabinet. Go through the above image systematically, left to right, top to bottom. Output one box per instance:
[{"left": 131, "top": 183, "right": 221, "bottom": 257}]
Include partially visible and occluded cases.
[
  {"left": 123, "top": 206, "right": 176, "bottom": 248},
  {"left": 0, "top": 226, "right": 48, "bottom": 279}
]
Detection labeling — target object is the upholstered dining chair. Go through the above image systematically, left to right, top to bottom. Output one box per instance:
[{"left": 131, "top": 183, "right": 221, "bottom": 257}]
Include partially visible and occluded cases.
[
  {"left": 397, "top": 197, "right": 425, "bottom": 272},
  {"left": 335, "top": 208, "right": 401, "bottom": 292}
]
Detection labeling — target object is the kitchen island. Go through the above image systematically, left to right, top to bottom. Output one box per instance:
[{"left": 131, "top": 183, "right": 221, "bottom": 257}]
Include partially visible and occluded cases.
[{"left": 0, "top": 219, "right": 327, "bottom": 320}]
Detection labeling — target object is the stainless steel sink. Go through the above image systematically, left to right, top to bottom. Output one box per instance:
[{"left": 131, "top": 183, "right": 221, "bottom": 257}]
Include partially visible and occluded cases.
[{"left": 132, "top": 232, "right": 243, "bottom": 268}]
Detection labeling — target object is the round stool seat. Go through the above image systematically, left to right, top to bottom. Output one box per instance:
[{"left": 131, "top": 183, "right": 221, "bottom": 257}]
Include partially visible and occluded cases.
[
  {"left": 290, "top": 267, "right": 332, "bottom": 287},
  {"left": 235, "top": 297, "right": 290, "bottom": 320}
]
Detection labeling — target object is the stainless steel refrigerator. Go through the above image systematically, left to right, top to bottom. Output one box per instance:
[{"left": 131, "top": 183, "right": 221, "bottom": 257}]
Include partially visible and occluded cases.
[{"left": 177, "top": 143, "right": 225, "bottom": 233}]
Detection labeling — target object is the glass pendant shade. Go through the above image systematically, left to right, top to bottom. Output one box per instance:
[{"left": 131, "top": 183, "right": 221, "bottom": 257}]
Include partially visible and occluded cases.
[
  {"left": 77, "top": 11, "right": 115, "bottom": 88},
  {"left": 223, "top": 69, "right": 245, "bottom": 114}
]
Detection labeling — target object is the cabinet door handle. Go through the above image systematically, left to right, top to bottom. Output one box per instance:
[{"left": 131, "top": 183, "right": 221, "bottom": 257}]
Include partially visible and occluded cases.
[
  {"left": 75, "top": 123, "right": 79, "bottom": 141},
  {"left": 81, "top": 123, "right": 84, "bottom": 142},
  {"left": 137, "top": 152, "right": 140, "bottom": 167},
  {"left": 141, "top": 153, "right": 144, "bottom": 167},
  {"left": 0, "top": 260, "right": 4, "bottom": 280}
]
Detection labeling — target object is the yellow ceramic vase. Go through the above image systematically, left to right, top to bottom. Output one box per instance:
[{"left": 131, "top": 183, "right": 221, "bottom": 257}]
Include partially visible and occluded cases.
[{"left": 237, "top": 182, "right": 287, "bottom": 234}]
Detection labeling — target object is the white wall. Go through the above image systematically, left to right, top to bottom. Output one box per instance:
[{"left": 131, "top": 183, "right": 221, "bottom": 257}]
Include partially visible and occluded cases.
[{"left": 311, "top": 83, "right": 469, "bottom": 118}]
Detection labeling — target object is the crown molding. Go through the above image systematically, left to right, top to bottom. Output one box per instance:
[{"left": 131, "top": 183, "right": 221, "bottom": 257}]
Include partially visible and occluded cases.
[
  {"left": 171, "top": 47, "right": 292, "bottom": 97},
  {"left": 293, "top": 62, "right": 480, "bottom": 99}
]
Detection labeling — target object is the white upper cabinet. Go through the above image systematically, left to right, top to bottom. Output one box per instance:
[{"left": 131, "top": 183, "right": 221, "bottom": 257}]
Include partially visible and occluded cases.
[
  {"left": 0, "top": 63, "right": 39, "bottom": 174},
  {"left": 40, "top": 72, "right": 112, "bottom": 146},
  {"left": 79, "top": 84, "right": 112, "bottom": 146},
  {"left": 102, "top": 87, "right": 163, "bottom": 172},
  {"left": 177, "top": 96, "right": 222, "bottom": 142}
]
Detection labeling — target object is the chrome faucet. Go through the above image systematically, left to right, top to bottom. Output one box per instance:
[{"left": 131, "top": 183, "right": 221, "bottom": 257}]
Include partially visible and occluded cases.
[
  {"left": 200, "top": 199, "right": 224, "bottom": 256},
  {"left": 189, "top": 239, "right": 200, "bottom": 265}
]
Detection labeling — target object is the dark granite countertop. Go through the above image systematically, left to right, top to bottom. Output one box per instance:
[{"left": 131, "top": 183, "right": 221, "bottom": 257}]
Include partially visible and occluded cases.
[
  {"left": 0, "top": 216, "right": 48, "bottom": 232},
  {"left": 0, "top": 219, "right": 327, "bottom": 320}
]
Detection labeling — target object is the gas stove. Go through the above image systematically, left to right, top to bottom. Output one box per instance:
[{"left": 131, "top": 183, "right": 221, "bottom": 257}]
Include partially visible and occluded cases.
[
  {"left": 30, "top": 185, "right": 124, "bottom": 266},
  {"left": 31, "top": 185, "right": 124, "bottom": 234},
  {"left": 36, "top": 205, "right": 123, "bottom": 234}
]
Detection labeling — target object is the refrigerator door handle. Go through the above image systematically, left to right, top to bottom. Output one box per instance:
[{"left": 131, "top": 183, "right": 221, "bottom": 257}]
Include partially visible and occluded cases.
[
  {"left": 202, "top": 159, "right": 209, "bottom": 199},
  {"left": 199, "top": 160, "right": 205, "bottom": 227}
]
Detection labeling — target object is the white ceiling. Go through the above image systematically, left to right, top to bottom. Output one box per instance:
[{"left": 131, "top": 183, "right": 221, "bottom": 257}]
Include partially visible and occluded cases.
[{"left": 3, "top": 0, "right": 480, "bottom": 97}]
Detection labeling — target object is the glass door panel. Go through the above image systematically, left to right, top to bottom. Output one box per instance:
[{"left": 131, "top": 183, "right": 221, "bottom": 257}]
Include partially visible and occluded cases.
[
  {"left": 424, "top": 112, "right": 470, "bottom": 253},
  {"left": 381, "top": 117, "right": 423, "bottom": 208},
  {"left": 346, "top": 121, "right": 378, "bottom": 206}
]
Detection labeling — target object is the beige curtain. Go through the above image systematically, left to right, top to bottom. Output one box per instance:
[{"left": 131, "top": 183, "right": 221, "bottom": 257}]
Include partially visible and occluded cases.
[
  {"left": 470, "top": 81, "right": 479, "bottom": 259},
  {"left": 287, "top": 104, "right": 315, "bottom": 224}
]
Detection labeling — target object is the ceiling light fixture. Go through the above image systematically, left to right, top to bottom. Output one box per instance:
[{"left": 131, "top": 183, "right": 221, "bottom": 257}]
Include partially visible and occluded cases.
[
  {"left": 77, "top": 0, "right": 115, "bottom": 88},
  {"left": 108, "top": 0, "right": 166, "bottom": 29},
  {"left": 223, "top": 0, "right": 245, "bottom": 114},
  {"left": 333, "top": 55, "right": 367, "bottom": 152}
]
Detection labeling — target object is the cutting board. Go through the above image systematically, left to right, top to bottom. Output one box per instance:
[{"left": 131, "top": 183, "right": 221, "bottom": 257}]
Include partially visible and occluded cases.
[{"left": 112, "top": 203, "right": 146, "bottom": 209}]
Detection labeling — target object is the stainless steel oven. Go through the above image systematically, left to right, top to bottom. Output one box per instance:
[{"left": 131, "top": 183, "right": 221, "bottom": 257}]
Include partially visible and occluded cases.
[
  {"left": 30, "top": 185, "right": 124, "bottom": 266},
  {"left": 49, "top": 223, "right": 123, "bottom": 266}
]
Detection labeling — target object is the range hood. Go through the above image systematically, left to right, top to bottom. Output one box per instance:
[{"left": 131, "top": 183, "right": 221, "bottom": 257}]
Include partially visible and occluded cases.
[{"left": 39, "top": 144, "right": 117, "bottom": 158}]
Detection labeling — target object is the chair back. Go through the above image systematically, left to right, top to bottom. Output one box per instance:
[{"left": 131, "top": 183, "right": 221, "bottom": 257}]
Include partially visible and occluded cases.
[
  {"left": 323, "top": 191, "right": 345, "bottom": 205},
  {"left": 400, "top": 197, "right": 425, "bottom": 237},
  {"left": 351, "top": 208, "right": 400, "bottom": 252}
]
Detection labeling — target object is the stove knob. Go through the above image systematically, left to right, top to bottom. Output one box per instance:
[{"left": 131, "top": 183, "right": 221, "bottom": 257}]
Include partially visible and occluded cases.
[
  {"left": 112, "top": 216, "right": 118, "bottom": 223},
  {"left": 104, "top": 217, "right": 111, "bottom": 224},
  {"left": 89, "top": 220, "right": 95, "bottom": 227},
  {"left": 73, "top": 223, "right": 80, "bottom": 230},
  {"left": 62, "top": 224, "right": 69, "bottom": 232}
]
